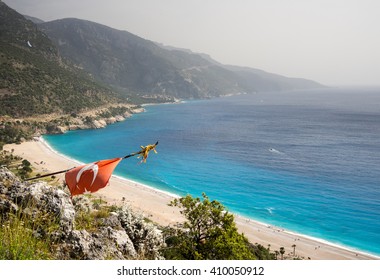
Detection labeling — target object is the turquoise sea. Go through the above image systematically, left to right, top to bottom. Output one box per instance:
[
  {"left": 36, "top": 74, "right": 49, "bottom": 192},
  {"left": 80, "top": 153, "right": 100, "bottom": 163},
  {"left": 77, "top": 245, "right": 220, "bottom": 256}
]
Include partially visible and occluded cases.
[{"left": 44, "top": 87, "right": 380, "bottom": 256}]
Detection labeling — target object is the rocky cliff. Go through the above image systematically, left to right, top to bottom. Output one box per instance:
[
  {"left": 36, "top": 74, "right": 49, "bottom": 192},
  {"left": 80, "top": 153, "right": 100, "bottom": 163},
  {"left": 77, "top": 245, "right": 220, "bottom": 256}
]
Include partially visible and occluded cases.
[{"left": 0, "top": 167, "right": 164, "bottom": 260}]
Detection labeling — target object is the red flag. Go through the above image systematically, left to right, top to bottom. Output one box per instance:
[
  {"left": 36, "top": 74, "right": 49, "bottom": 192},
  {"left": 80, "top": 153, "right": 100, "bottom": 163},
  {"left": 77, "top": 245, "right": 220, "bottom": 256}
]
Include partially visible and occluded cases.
[{"left": 65, "top": 157, "right": 122, "bottom": 196}]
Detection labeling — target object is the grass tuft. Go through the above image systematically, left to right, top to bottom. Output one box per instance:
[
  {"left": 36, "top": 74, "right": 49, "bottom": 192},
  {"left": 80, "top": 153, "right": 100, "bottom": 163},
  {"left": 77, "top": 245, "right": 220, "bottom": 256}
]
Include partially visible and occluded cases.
[{"left": 0, "top": 212, "right": 53, "bottom": 260}]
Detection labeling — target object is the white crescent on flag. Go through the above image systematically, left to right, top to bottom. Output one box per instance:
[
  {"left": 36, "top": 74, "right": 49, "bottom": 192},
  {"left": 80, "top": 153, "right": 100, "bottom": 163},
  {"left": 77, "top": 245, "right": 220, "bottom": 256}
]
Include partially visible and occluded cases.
[{"left": 75, "top": 163, "right": 99, "bottom": 190}]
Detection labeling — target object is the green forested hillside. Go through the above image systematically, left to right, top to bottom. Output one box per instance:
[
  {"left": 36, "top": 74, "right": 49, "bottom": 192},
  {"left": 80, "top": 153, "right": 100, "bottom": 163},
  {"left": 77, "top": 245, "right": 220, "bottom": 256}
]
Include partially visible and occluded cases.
[
  {"left": 0, "top": 1, "right": 325, "bottom": 119},
  {"left": 0, "top": 2, "right": 124, "bottom": 117}
]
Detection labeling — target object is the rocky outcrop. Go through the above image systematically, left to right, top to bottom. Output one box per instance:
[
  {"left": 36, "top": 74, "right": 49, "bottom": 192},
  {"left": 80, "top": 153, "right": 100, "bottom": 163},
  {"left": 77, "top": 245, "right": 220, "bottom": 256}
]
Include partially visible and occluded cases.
[
  {"left": 32, "top": 106, "right": 144, "bottom": 135},
  {"left": 91, "top": 119, "right": 107, "bottom": 129},
  {"left": 0, "top": 167, "right": 165, "bottom": 260},
  {"left": 118, "top": 205, "right": 165, "bottom": 259}
]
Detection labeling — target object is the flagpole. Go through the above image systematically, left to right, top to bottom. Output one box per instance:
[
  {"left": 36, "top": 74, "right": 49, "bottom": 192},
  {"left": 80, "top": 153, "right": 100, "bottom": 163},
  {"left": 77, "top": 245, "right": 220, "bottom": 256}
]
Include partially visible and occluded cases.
[
  {"left": 24, "top": 141, "right": 159, "bottom": 181},
  {"left": 25, "top": 168, "right": 74, "bottom": 181}
]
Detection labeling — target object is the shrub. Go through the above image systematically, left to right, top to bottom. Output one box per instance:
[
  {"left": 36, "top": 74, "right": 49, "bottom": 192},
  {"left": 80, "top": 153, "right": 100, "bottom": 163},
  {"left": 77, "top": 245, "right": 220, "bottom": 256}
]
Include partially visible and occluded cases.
[{"left": 163, "top": 193, "right": 257, "bottom": 260}]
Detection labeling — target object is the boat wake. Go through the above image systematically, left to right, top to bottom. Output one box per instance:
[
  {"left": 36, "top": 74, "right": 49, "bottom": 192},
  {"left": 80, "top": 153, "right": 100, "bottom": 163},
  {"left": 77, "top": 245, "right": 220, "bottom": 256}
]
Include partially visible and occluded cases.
[{"left": 269, "top": 148, "right": 285, "bottom": 155}]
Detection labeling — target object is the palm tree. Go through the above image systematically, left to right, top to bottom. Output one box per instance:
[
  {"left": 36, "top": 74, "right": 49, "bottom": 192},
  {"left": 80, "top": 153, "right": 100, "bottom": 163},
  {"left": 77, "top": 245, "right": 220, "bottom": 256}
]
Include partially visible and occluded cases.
[
  {"left": 292, "top": 244, "right": 296, "bottom": 257},
  {"left": 280, "top": 247, "right": 285, "bottom": 260}
]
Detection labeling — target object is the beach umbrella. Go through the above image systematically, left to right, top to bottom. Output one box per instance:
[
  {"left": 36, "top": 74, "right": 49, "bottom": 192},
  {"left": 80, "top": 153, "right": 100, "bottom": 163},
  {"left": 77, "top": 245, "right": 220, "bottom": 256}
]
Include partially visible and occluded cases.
[{"left": 25, "top": 141, "right": 158, "bottom": 196}]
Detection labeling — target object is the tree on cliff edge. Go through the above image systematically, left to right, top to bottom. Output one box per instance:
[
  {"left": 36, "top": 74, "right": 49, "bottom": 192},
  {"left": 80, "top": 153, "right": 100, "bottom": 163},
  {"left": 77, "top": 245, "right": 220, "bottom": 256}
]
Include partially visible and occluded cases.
[{"left": 163, "top": 193, "right": 257, "bottom": 260}]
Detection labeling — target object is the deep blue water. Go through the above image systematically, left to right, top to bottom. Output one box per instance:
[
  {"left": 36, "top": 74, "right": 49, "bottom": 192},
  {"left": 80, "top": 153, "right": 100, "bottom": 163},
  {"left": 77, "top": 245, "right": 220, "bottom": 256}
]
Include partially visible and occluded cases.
[{"left": 44, "top": 87, "right": 380, "bottom": 256}]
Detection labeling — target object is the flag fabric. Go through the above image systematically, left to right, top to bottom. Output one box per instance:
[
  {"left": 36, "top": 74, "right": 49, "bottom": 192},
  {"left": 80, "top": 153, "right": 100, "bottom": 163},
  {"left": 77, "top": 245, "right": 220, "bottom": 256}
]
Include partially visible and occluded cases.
[{"left": 65, "top": 157, "right": 122, "bottom": 196}]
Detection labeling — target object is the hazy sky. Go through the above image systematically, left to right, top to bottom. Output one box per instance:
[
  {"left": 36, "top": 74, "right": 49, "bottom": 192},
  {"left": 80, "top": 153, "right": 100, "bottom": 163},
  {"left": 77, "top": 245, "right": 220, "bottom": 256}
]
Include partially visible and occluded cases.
[{"left": 4, "top": 0, "right": 380, "bottom": 86}]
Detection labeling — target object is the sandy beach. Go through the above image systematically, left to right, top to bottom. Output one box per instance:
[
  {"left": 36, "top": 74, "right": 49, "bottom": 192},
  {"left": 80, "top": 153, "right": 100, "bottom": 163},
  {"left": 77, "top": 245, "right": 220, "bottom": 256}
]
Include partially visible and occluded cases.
[{"left": 4, "top": 139, "right": 379, "bottom": 260}]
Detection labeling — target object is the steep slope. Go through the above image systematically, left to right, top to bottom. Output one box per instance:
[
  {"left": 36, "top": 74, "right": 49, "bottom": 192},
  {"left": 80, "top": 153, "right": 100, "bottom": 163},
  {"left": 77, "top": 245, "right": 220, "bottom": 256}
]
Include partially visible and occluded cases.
[
  {"left": 1, "top": 0, "right": 325, "bottom": 120},
  {"left": 0, "top": 2, "right": 123, "bottom": 117},
  {"left": 39, "top": 18, "right": 324, "bottom": 100},
  {"left": 39, "top": 18, "right": 237, "bottom": 99},
  {"left": 157, "top": 44, "right": 325, "bottom": 91}
]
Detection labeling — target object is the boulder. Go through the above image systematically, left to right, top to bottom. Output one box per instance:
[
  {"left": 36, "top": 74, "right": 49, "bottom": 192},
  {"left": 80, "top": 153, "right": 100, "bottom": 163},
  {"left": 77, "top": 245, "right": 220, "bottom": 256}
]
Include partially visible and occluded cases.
[
  {"left": 91, "top": 119, "right": 107, "bottom": 129},
  {"left": 118, "top": 205, "right": 164, "bottom": 260}
]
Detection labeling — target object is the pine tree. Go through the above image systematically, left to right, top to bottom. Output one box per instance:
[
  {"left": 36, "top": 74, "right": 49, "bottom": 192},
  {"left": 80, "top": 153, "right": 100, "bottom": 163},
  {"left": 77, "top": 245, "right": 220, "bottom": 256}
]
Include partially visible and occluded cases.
[{"left": 165, "top": 193, "right": 257, "bottom": 260}]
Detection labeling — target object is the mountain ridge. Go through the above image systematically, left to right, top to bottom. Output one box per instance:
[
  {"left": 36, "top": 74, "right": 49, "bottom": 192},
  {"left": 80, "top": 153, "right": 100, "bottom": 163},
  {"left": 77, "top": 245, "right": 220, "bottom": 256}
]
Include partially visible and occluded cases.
[
  {"left": 1, "top": 1, "right": 325, "bottom": 120},
  {"left": 37, "top": 17, "right": 325, "bottom": 99}
]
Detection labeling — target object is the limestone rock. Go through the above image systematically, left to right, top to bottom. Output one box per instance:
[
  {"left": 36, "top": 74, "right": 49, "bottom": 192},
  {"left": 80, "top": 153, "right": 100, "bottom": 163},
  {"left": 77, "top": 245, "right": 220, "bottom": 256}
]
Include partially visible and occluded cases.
[
  {"left": 115, "top": 115, "right": 125, "bottom": 122},
  {"left": 91, "top": 119, "right": 107, "bottom": 129},
  {"left": 0, "top": 167, "right": 165, "bottom": 260},
  {"left": 118, "top": 205, "right": 165, "bottom": 260}
]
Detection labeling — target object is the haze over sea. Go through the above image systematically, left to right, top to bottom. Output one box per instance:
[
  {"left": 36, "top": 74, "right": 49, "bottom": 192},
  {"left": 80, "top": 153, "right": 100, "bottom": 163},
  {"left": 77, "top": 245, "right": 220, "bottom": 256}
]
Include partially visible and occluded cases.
[{"left": 44, "top": 87, "right": 380, "bottom": 256}]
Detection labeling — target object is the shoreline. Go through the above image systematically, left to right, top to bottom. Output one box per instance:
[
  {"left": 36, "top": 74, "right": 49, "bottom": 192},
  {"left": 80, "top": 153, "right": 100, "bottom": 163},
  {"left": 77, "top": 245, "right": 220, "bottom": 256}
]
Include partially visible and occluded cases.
[{"left": 4, "top": 138, "right": 379, "bottom": 260}]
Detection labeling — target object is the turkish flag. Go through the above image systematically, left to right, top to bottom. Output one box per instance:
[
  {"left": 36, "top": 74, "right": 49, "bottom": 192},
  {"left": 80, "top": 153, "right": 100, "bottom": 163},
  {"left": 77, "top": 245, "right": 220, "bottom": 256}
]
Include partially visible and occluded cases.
[{"left": 65, "top": 158, "right": 122, "bottom": 196}]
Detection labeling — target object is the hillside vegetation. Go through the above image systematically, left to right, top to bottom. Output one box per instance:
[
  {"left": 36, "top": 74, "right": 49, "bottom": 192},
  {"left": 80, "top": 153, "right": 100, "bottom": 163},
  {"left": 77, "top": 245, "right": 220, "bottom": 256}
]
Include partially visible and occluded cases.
[
  {"left": 1, "top": 1, "right": 324, "bottom": 120},
  {"left": 0, "top": 2, "right": 125, "bottom": 118}
]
